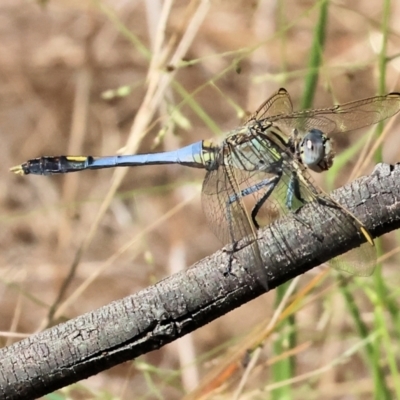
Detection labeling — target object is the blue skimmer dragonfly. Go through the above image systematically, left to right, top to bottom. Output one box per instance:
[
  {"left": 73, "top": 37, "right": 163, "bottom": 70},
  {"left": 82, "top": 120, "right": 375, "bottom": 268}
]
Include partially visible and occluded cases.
[{"left": 11, "top": 88, "right": 400, "bottom": 289}]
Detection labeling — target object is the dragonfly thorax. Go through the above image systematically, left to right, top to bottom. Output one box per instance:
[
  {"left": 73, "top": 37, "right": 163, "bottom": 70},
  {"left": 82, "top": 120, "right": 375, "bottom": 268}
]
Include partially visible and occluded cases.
[{"left": 298, "top": 128, "right": 334, "bottom": 172}]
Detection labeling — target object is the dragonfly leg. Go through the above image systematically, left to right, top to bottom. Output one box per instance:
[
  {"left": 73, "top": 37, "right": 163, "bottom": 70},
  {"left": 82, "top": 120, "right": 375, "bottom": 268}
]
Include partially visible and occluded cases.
[
  {"left": 227, "top": 158, "right": 285, "bottom": 230},
  {"left": 284, "top": 170, "right": 324, "bottom": 238},
  {"left": 285, "top": 171, "right": 305, "bottom": 210},
  {"left": 227, "top": 175, "right": 281, "bottom": 229},
  {"left": 250, "top": 175, "right": 281, "bottom": 229},
  {"left": 225, "top": 249, "right": 239, "bottom": 278}
]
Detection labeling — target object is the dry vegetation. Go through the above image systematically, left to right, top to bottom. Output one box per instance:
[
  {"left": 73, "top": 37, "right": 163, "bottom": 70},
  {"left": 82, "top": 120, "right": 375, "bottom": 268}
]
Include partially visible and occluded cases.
[{"left": 1, "top": 0, "right": 400, "bottom": 399}]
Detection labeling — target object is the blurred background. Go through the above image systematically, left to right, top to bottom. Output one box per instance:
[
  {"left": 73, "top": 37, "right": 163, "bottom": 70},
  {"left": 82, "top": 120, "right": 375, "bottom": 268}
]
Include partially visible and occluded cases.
[{"left": 1, "top": 0, "right": 400, "bottom": 399}]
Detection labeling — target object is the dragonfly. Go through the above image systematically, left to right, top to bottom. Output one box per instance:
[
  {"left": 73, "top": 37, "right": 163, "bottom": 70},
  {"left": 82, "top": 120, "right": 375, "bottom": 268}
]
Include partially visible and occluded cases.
[{"left": 11, "top": 88, "right": 400, "bottom": 290}]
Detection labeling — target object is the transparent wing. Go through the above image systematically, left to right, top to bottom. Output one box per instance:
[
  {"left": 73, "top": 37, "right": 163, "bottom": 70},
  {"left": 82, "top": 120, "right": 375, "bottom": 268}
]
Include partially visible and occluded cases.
[
  {"left": 247, "top": 88, "right": 294, "bottom": 122},
  {"left": 264, "top": 92, "right": 400, "bottom": 136},
  {"left": 201, "top": 136, "right": 287, "bottom": 289},
  {"left": 293, "top": 170, "right": 377, "bottom": 276},
  {"left": 329, "top": 243, "right": 376, "bottom": 277}
]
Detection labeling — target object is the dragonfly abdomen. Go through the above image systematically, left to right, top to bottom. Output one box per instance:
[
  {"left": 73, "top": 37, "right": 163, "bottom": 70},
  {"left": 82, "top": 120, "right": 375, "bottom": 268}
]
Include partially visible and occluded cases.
[
  {"left": 10, "top": 140, "right": 219, "bottom": 175},
  {"left": 10, "top": 156, "right": 92, "bottom": 175}
]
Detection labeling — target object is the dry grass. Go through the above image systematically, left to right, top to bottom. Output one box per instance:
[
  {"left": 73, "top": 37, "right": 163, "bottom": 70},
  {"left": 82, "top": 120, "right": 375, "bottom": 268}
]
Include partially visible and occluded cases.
[{"left": 2, "top": 0, "right": 400, "bottom": 399}]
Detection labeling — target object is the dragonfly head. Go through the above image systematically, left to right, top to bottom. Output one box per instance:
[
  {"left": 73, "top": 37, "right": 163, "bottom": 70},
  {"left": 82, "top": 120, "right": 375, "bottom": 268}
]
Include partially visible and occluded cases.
[{"left": 299, "top": 129, "right": 334, "bottom": 172}]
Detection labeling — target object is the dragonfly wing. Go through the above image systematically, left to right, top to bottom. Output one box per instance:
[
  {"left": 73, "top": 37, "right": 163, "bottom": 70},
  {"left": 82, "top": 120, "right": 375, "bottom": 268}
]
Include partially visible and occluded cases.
[
  {"left": 247, "top": 88, "right": 293, "bottom": 122},
  {"left": 266, "top": 92, "right": 400, "bottom": 136},
  {"left": 268, "top": 115, "right": 337, "bottom": 138},
  {"left": 288, "top": 164, "right": 377, "bottom": 276},
  {"left": 202, "top": 165, "right": 270, "bottom": 289},
  {"left": 202, "top": 167, "right": 254, "bottom": 244},
  {"left": 328, "top": 244, "right": 376, "bottom": 276}
]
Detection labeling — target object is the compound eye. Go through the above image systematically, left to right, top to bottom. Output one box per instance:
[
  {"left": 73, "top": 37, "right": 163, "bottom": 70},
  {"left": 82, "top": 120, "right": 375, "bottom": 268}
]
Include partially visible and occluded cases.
[{"left": 300, "top": 129, "right": 326, "bottom": 171}]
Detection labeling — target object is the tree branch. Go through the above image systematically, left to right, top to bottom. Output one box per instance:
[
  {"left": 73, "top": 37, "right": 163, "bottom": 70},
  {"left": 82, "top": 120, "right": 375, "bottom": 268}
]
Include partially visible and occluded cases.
[{"left": 1, "top": 163, "right": 400, "bottom": 400}]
